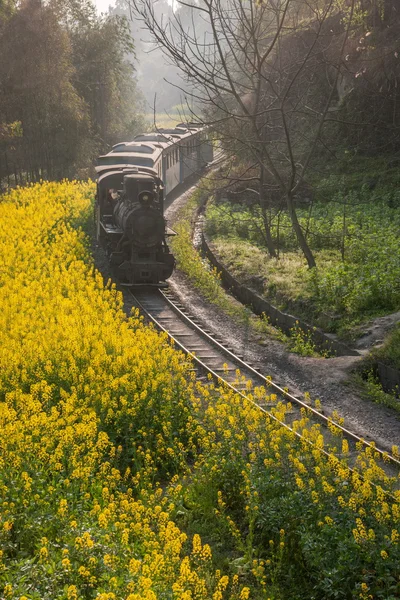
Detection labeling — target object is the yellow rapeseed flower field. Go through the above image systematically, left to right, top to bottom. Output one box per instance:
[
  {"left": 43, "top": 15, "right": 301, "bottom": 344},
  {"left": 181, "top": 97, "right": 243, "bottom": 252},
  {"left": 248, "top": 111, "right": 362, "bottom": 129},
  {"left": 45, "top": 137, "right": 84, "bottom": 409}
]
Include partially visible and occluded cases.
[{"left": 0, "top": 182, "right": 247, "bottom": 599}]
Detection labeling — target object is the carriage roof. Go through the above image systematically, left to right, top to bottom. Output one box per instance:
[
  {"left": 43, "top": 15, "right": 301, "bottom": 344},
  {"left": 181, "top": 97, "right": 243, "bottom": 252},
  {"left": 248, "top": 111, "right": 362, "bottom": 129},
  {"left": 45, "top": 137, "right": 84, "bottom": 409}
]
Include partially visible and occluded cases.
[
  {"left": 96, "top": 148, "right": 163, "bottom": 172},
  {"left": 95, "top": 160, "right": 159, "bottom": 176},
  {"left": 97, "top": 168, "right": 160, "bottom": 188}
]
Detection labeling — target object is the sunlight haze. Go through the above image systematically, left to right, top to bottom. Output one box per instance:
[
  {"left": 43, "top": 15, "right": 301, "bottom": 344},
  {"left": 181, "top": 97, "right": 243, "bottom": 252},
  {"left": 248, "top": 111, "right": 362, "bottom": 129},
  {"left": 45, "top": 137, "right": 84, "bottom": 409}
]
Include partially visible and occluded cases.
[{"left": 94, "top": 0, "right": 116, "bottom": 13}]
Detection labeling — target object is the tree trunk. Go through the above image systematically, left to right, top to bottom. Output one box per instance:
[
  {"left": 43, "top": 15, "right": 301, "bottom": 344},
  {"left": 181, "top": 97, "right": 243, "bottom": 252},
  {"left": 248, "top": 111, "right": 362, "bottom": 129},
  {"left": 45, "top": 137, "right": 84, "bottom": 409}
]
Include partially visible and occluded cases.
[
  {"left": 259, "top": 167, "right": 277, "bottom": 258},
  {"left": 285, "top": 191, "right": 316, "bottom": 268},
  {"left": 341, "top": 194, "right": 347, "bottom": 261},
  {"left": 260, "top": 203, "right": 277, "bottom": 258},
  {"left": 276, "top": 211, "right": 281, "bottom": 258}
]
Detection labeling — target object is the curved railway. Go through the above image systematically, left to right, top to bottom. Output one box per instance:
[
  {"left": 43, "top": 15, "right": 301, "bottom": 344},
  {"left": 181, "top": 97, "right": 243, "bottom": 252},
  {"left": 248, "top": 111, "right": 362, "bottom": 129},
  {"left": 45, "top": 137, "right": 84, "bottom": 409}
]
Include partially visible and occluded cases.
[{"left": 128, "top": 286, "right": 400, "bottom": 490}]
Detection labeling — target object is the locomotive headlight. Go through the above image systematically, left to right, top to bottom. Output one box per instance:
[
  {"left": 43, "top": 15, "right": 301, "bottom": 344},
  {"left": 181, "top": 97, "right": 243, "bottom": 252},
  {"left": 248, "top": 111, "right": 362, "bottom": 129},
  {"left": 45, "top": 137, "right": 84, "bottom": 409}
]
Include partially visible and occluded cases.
[{"left": 138, "top": 190, "right": 154, "bottom": 204}]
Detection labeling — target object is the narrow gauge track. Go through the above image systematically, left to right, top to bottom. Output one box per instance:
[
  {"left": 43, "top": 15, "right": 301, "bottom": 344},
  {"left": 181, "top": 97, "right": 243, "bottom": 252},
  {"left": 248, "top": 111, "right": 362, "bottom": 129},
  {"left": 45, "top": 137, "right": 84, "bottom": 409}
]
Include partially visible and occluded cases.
[{"left": 129, "top": 286, "right": 400, "bottom": 487}]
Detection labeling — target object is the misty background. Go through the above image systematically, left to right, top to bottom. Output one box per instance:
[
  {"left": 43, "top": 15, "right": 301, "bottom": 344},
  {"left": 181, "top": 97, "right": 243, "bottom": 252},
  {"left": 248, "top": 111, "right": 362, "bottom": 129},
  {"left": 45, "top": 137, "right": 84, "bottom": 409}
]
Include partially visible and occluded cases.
[{"left": 96, "top": 0, "right": 193, "bottom": 119}]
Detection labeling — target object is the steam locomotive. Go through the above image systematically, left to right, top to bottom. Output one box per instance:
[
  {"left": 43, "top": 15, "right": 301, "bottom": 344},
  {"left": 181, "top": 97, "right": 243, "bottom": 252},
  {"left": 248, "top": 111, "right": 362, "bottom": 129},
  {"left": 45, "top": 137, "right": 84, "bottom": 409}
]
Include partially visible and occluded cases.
[{"left": 95, "top": 123, "right": 213, "bottom": 284}]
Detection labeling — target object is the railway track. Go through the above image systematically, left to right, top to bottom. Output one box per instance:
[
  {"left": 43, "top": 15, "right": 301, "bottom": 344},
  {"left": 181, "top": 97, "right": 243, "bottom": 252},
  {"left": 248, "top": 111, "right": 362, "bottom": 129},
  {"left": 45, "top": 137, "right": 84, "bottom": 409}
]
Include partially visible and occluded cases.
[{"left": 128, "top": 286, "right": 400, "bottom": 488}]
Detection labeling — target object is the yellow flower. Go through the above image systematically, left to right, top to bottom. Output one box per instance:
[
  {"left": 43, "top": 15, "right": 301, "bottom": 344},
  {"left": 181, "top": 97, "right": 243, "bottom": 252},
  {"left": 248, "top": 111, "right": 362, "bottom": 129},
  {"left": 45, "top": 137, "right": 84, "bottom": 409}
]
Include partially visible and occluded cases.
[
  {"left": 58, "top": 499, "right": 68, "bottom": 516},
  {"left": 129, "top": 558, "right": 141, "bottom": 575},
  {"left": 78, "top": 565, "right": 91, "bottom": 577},
  {"left": 3, "top": 585, "right": 13, "bottom": 598},
  {"left": 67, "top": 585, "right": 78, "bottom": 600}
]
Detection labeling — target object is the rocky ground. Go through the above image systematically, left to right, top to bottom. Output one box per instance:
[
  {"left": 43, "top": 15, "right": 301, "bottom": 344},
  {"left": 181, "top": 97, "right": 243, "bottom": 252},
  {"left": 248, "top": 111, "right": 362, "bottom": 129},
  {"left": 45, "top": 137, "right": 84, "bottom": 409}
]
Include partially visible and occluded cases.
[{"left": 165, "top": 184, "right": 400, "bottom": 454}]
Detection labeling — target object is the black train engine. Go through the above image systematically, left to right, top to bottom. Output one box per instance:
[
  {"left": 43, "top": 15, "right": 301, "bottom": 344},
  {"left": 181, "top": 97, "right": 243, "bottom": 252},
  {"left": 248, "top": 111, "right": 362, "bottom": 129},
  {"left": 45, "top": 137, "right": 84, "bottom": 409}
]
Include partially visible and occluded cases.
[{"left": 96, "top": 169, "right": 175, "bottom": 284}]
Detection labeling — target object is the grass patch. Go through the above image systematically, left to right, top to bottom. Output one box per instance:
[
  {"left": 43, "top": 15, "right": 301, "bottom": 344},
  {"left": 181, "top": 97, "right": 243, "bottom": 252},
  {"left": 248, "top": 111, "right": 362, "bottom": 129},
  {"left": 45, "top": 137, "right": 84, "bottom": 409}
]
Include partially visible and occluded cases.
[
  {"left": 209, "top": 238, "right": 347, "bottom": 332},
  {"left": 210, "top": 238, "right": 313, "bottom": 307},
  {"left": 373, "top": 323, "right": 400, "bottom": 370},
  {"left": 355, "top": 325, "right": 400, "bottom": 407},
  {"left": 351, "top": 371, "right": 400, "bottom": 413}
]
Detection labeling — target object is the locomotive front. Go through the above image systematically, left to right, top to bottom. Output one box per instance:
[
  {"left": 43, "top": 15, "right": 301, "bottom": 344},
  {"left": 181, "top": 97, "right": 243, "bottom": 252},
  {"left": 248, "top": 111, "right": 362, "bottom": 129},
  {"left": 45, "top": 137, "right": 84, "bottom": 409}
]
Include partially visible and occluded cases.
[
  {"left": 96, "top": 171, "right": 175, "bottom": 285},
  {"left": 113, "top": 175, "right": 165, "bottom": 247}
]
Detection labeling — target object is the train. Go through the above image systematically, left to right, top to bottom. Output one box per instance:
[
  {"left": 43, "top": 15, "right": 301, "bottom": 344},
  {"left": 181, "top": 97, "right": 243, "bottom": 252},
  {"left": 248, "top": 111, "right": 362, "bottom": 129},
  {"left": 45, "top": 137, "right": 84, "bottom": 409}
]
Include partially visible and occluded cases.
[{"left": 95, "top": 123, "right": 213, "bottom": 285}]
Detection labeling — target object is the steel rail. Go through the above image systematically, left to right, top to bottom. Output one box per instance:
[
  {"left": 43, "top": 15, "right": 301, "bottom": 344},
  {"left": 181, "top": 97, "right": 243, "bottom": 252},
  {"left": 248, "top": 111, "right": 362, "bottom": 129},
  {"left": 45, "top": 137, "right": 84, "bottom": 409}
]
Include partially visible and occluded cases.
[
  {"left": 130, "top": 287, "right": 400, "bottom": 473},
  {"left": 160, "top": 288, "right": 400, "bottom": 468}
]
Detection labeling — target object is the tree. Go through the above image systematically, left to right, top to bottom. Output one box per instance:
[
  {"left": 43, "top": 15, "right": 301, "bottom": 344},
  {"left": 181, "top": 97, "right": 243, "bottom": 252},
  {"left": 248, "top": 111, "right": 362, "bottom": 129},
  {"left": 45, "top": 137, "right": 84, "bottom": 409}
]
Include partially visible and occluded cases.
[
  {"left": 0, "top": 0, "right": 89, "bottom": 182},
  {"left": 0, "top": 0, "right": 146, "bottom": 184},
  {"left": 54, "top": 0, "right": 146, "bottom": 151},
  {"left": 130, "top": 0, "right": 357, "bottom": 268},
  {"left": 334, "top": 3, "right": 400, "bottom": 155}
]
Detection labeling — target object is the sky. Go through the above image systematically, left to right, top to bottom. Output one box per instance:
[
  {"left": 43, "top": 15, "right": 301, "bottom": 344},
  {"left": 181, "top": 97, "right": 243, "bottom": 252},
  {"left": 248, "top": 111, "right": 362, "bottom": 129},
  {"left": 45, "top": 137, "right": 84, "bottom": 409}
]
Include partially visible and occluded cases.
[
  {"left": 94, "top": 0, "right": 116, "bottom": 14},
  {"left": 94, "top": 0, "right": 177, "bottom": 14}
]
